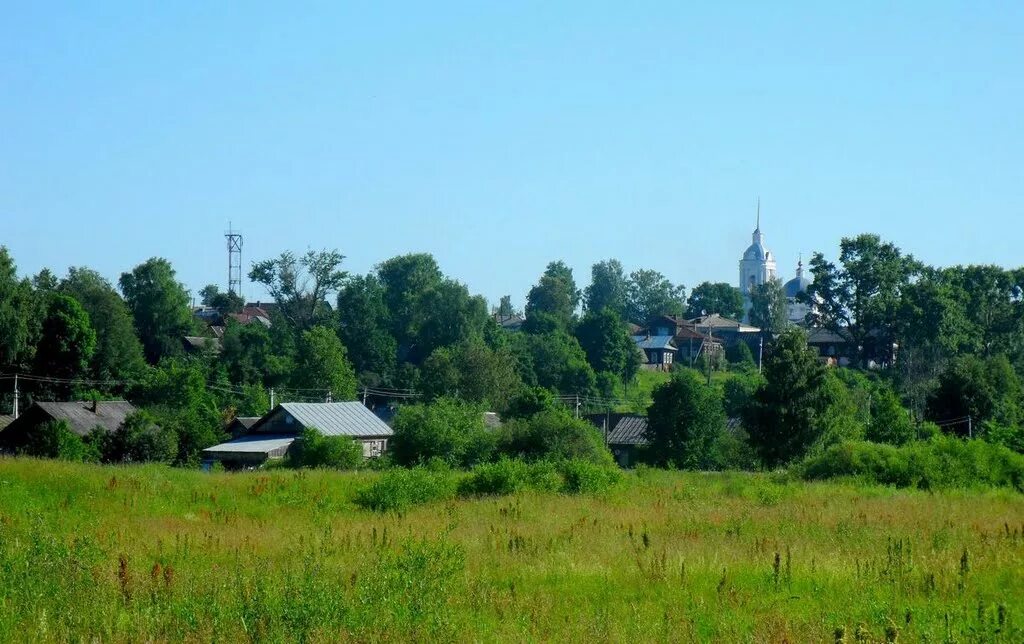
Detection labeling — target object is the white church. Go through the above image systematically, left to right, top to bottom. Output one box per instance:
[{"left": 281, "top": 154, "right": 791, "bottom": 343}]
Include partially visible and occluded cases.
[{"left": 738, "top": 210, "right": 810, "bottom": 325}]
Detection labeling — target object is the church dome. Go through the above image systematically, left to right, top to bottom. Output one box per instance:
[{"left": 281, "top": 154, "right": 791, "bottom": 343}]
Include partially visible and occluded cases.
[
  {"left": 783, "top": 260, "right": 810, "bottom": 298},
  {"left": 783, "top": 274, "right": 810, "bottom": 298}
]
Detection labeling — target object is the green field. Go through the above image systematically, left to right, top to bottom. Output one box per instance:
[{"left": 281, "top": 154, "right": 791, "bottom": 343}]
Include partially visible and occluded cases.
[{"left": 1, "top": 459, "right": 1021, "bottom": 642}]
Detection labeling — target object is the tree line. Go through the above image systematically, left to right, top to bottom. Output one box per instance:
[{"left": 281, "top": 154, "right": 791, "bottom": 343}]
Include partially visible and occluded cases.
[{"left": 1, "top": 230, "right": 1023, "bottom": 468}]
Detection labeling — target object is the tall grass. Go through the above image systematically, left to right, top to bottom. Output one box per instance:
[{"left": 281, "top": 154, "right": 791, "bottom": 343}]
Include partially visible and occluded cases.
[{"left": 0, "top": 457, "right": 1021, "bottom": 641}]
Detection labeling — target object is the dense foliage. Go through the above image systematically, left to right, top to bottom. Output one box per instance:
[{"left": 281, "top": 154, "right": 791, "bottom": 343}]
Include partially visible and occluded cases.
[{"left": 1, "top": 228, "right": 1023, "bottom": 473}]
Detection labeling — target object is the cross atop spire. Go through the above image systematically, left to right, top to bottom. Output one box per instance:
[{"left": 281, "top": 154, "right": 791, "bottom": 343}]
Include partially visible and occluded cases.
[{"left": 756, "top": 197, "right": 761, "bottom": 231}]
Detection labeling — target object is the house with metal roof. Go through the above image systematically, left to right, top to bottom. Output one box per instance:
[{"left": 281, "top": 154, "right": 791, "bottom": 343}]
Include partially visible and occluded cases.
[
  {"left": 632, "top": 335, "right": 677, "bottom": 370},
  {"left": 0, "top": 400, "right": 137, "bottom": 453},
  {"left": 202, "top": 402, "right": 394, "bottom": 468}
]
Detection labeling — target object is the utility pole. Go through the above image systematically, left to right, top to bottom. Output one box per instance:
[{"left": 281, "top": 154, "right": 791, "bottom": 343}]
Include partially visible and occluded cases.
[
  {"left": 706, "top": 324, "right": 713, "bottom": 386},
  {"left": 758, "top": 336, "right": 764, "bottom": 374},
  {"left": 12, "top": 373, "right": 18, "bottom": 420},
  {"left": 269, "top": 388, "right": 275, "bottom": 409},
  {"left": 362, "top": 388, "right": 368, "bottom": 405},
  {"left": 326, "top": 390, "right": 333, "bottom": 403},
  {"left": 575, "top": 394, "right": 581, "bottom": 419},
  {"left": 967, "top": 415, "right": 972, "bottom": 439}
]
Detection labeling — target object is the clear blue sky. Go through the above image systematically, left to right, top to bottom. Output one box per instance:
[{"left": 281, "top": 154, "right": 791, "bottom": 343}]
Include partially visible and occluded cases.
[{"left": 2, "top": 3, "right": 1022, "bottom": 309}]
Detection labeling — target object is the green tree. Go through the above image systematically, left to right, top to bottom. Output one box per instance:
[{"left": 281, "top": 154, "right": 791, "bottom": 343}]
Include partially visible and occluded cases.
[
  {"left": 803, "top": 234, "right": 920, "bottom": 366},
  {"left": 0, "top": 247, "right": 39, "bottom": 370},
  {"left": 248, "top": 249, "right": 347, "bottom": 331},
  {"left": 377, "top": 253, "right": 444, "bottom": 347},
  {"left": 119, "top": 257, "right": 192, "bottom": 363},
  {"left": 584, "top": 259, "right": 628, "bottom": 316},
  {"left": 525, "top": 261, "right": 580, "bottom": 329},
  {"left": 59, "top": 268, "right": 146, "bottom": 384},
  {"left": 625, "top": 269, "right": 686, "bottom": 324},
  {"left": 336, "top": 274, "right": 397, "bottom": 382},
  {"left": 749, "top": 278, "right": 788, "bottom": 336},
  {"left": 414, "top": 279, "right": 489, "bottom": 360},
  {"left": 686, "top": 282, "right": 744, "bottom": 320},
  {"left": 198, "top": 284, "right": 244, "bottom": 315},
  {"left": 33, "top": 293, "right": 97, "bottom": 387},
  {"left": 497, "top": 295, "right": 516, "bottom": 318},
  {"left": 574, "top": 308, "right": 640, "bottom": 384},
  {"left": 220, "top": 320, "right": 293, "bottom": 387},
  {"left": 293, "top": 326, "right": 358, "bottom": 400},
  {"left": 744, "top": 328, "right": 831, "bottom": 466},
  {"left": 510, "top": 330, "right": 596, "bottom": 396},
  {"left": 420, "top": 339, "right": 522, "bottom": 411},
  {"left": 725, "top": 340, "right": 756, "bottom": 368},
  {"left": 926, "top": 354, "right": 1023, "bottom": 436},
  {"left": 134, "top": 358, "right": 226, "bottom": 465},
  {"left": 645, "top": 370, "right": 726, "bottom": 469},
  {"left": 721, "top": 371, "right": 763, "bottom": 418},
  {"left": 503, "top": 386, "right": 557, "bottom": 420},
  {"left": 867, "top": 387, "right": 916, "bottom": 445},
  {"left": 390, "top": 397, "right": 494, "bottom": 467},
  {"left": 495, "top": 409, "right": 613, "bottom": 465},
  {"left": 103, "top": 411, "right": 178, "bottom": 464}
]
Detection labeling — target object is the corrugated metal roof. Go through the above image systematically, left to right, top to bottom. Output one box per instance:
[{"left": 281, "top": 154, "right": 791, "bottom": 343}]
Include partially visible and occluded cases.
[
  {"left": 633, "top": 335, "right": 677, "bottom": 351},
  {"left": 34, "top": 401, "right": 136, "bottom": 436},
  {"left": 279, "top": 402, "right": 394, "bottom": 438},
  {"left": 607, "top": 415, "right": 648, "bottom": 446},
  {"left": 202, "top": 435, "right": 295, "bottom": 457}
]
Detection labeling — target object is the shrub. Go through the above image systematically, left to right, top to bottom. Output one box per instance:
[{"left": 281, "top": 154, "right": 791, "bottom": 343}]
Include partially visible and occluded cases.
[
  {"left": 866, "top": 388, "right": 916, "bottom": 446},
  {"left": 390, "top": 398, "right": 494, "bottom": 467},
  {"left": 495, "top": 409, "right": 613, "bottom": 466},
  {"left": 103, "top": 411, "right": 178, "bottom": 464},
  {"left": 22, "top": 420, "right": 100, "bottom": 462},
  {"left": 290, "top": 427, "right": 363, "bottom": 469},
  {"left": 796, "top": 437, "right": 1024, "bottom": 491},
  {"left": 458, "top": 459, "right": 561, "bottom": 496},
  {"left": 558, "top": 460, "right": 622, "bottom": 494},
  {"left": 354, "top": 468, "right": 456, "bottom": 512}
]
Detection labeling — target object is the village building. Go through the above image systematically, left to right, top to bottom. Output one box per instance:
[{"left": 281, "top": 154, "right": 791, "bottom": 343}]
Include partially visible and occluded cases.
[
  {"left": 642, "top": 314, "right": 726, "bottom": 366},
  {"left": 632, "top": 335, "right": 676, "bottom": 370},
  {"left": 0, "top": 400, "right": 137, "bottom": 453},
  {"left": 201, "top": 401, "right": 393, "bottom": 468},
  {"left": 585, "top": 413, "right": 649, "bottom": 468}
]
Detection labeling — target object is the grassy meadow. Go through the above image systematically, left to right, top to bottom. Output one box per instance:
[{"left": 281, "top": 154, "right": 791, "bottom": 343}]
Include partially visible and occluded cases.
[{"left": 0, "top": 458, "right": 1022, "bottom": 642}]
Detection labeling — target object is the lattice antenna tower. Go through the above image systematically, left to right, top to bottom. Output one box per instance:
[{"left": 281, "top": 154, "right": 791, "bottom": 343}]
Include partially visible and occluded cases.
[{"left": 226, "top": 223, "right": 243, "bottom": 298}]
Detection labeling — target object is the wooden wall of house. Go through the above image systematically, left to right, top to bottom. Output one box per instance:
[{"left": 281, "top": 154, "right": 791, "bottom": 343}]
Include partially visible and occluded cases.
[{"left": 251, "top": 408, "right": 301, "bottom": 435}]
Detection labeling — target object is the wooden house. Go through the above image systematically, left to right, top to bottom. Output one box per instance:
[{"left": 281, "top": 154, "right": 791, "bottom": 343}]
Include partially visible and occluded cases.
[{"left": 202, "top": 402, "right": 393, "bottom": 468}]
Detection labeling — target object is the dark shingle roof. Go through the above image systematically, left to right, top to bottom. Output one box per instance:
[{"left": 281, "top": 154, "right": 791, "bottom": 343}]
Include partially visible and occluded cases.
[
  {"left": 33, "top": 401, "right": 136, "bottom": 436},
  {"left": 269, "top": 402, "right": 394, "bottom": 438},
  {"left": 607, "top": 416, "right": 648, "bottom": 445}
]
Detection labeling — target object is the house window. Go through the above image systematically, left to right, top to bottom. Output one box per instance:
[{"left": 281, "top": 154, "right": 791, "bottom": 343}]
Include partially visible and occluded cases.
[{"left": 665, "top": 353, "right": 672, "bottom": 364}]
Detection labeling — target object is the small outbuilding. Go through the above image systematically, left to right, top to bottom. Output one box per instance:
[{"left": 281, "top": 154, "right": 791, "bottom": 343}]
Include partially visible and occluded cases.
[
  {"left": 201, "top": 402, "right": 394, "bottom": 469},
  {"left": 585, "top": 413, "right": 649, "bottom": 468}
]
